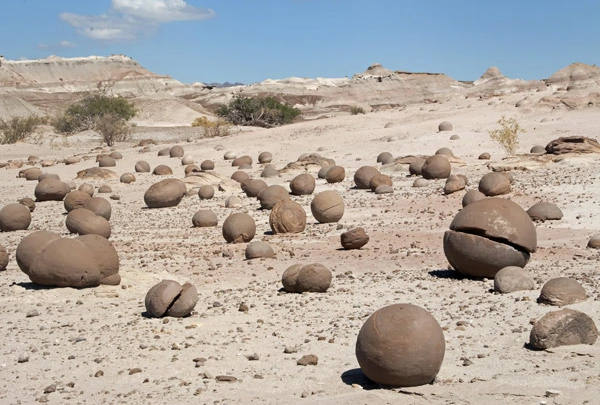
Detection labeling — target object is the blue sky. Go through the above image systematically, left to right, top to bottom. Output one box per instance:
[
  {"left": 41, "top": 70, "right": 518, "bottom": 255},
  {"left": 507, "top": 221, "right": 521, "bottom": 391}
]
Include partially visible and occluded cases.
[{"left": 2, "top": 0, "right": 599, "bottom": 84}]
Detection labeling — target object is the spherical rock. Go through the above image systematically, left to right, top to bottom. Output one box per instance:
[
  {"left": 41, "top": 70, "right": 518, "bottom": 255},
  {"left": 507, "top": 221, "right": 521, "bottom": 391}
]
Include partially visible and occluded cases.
[
  {"left": 438, "top": 121, "right": 453, "bottom": 132},
  {"left": 449, "top": 134, "right": 460, "bottom": 140},
  {"left": 169, "top": 145, "right": 184, "bottom": 158},
  {"left": 530, "top": 145, "right": 546, "bottom": 154},
  {"left": 435, "top": 147, "right": 454, "bottom": 157},
  {"left": 109, "top": 151, "right": 122, "bottom": 160},
  {"left": 223, "top": 151, "right": 237, "bottom": 160},
  {"left": 258, "top": 151, "right": 272, "bottom": 164},
  {"left": 377, "top": 152, "right": 395, "bottom": 164},
  {"left": 478, "top": 152, "right": 491, "bottom": 160},
  {"left": 181, "top": 155, "right": 195, "bottom": 165},
  {"left": 232, "top": 155, "right": 252, "bottom": 167},
  {"left": 421, "top": 155, "right": 451, "bottom": 180},
  {"left": 98, "top": 156, "right": 116, "bottom": 167},
  {"left": 408, "top": 158, "right": 426, "bottom": 176},
  {"left": 200, "top": 160, "right": 215, "bottom": 171},
  {"left": 135, "top": 161, "right": 151, "bottom": 173},
  {"left": 184, "top": 164, "right": 200, "bottom": 175},
  {"left": 260, "top": 164, "right": 279, "bottom": 178},
  {"left": 153, "top": 165, "right": 173, "bottom": 176},
  {"left": 317, "top": 166, "right": 332, "bottom": 179},
  {"left": 325, "top": 166, "right": 346, "bottom": 183},
  {"left": 354, "top": 166, "right": 380, "bottom": 189},
  {"left": 19, "top": 167, "right": 42, "bottom": 181},
  {"left": 231, "top": 171, "right": 250, "bottom": 184},
  {"left": 478, "top": 172, "right": 511, "bottom": 196},
  {"left": 38, "top": 173, "right": 60, "bottom": 182},
  {"left": 120, "top": 173, "right": 136, "bottom": 184},
  {"left": 290, "top": 173, "right": 316, "bottom": 196},
  {"left": 369, "top": 173, "right": 392, "bottom": 191},
  {"left": 443, "top": 175, "right": 466, "bottom": 195},
  {"left": 34, "top": 178, "right": 71, "bottom": 201},
  {"left": 144, "top": 178, "right": 186, "bottom": 208},
  {"left": 241, "top": 178, "right": 268, "bottom": 198},
  {"left": 412, "top": 178, "right": 429, "bottom": 187},
  {"left": 78, "top": 183, "right": 95, "bottom": 197},
  {"left": 196, "top": 184, "right": 215, "bottom": 200},
  {"left": 375, "top": 184, "right": 393, "bottom": 194},
  {"left": 97, "top": 185, "right": 112, "bottom": 194},
  {"left": 258, "top": 185, "right": 290, "bottom": 210},
  {"left": 462, "top": 189, "right": 486, "bottom": 207},
  {"left": 64, "top": 190, "right": 92, "bottom": 213},
  {"left": 311, "top": 190, "right": 344, "bottom": 223},
  {"left": 224, "top": 195, "right": 243, "bottom": 208},
  {"left": 18, "top": 197, "right": 36, "bottom": 212},
  {"left": 83, "top": 197, "right": 112, "bottom": 220},
  {"left": 444, "top": 197, "right": 537, "bottom": 278},
  {"left": 269, "top": 199, "right": 306, "bottom": 234},
  {"left": 527, "top": 202, "right": 563, "bottom": 221},
  {"left": 0, "top": 203, "right": 32, "bottom": 232},
  {"left": 66, "top": 208, "right": 111, "bottom": 238},
  {"left": 192, "top": 209, "right": 218, "bottom": 227},
  {"left": 222, "top": 212, "right": 256, "bottom": 243},
  {"left": 341, "top": 227, "right": 369, "bottom": 250},
  {"left": 16, "top": 231, "right": 61, "bottom": 275},
  {"left": 587, "top": 233, "right": 600, "bottom": 248},
  {"left": 76, "top": 234, "right": 120, "bottom": 285},
  {"left": 28, "top": 237, "right": 101, "bottom": 287},
  {"left": 245, "top": 240, "right": 275, "bottom": 259},
  {"left": 0, "top": 244, "right": 8, "bottom": 271},
  {"left": 282, "top": 263, "right": 332, "bottom": 293},
  {"left": 493, "top": 266, "right": 535, "bottom": 293},
  {"left": 538, "top": 277, "right": 587, "bottom": 307},
  {"left": 145, "top": 280, "right": 198, "bottom": 318},
  {"left": 356, "top": 303, "right": 445, "bottom": 387},
  {"left": 529, "top": 309, "right": 598, "bottom": 350}
]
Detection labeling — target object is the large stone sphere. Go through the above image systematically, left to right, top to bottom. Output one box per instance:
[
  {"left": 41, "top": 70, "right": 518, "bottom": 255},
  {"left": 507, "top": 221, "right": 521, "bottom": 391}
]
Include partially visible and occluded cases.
[
  {"left": 438, "top": 121, "right": 453, "bottom": 131},
  {"left": 169, "top": 145, "right": 184, "bottom": 158},
  {"left": 258, "top": 151, "right": 272, "bottom": 164},
  {"left": 377, "top": 152, "right": 395, "bottom": 164},
  {"left": 232, "top": 155, "right": 252, "bottom": 167},
  {"left": 421, "top": 155, "right": 451, "bottom": 180},
  {"left": 98, "top": 156, "right": 116, "bottom": 167},
  {"left": 200, "top": 160, "right": 215, "bottom": 171},
  {"left": 135, "top": 161, "right": 151, "bottom": 173},
  {"left": 260, "top": 164, "right": 279, "bottom": 178},
  {"left": 152, "top": 165, "right": 173, "bottom": 175},
  {"left": 325, "top": 166, "right": 346, "bottom": 183},
  {"left": 354, "top": 166, "right": 380, "bottom": 189},
  {"left": 231, "top": 171, "right": 250, "bottom": 184},
  {"left": 478, "top": 172, "right": 511, "bottom": 196},
  {"left": 120, "top": 173, "right": 136, "bottom": 184},
  {"left": 290, "top": 173, "right": 316, "bottom": 196},
  {"left": 369, "top": 174, "right": 392, "bottom": 191},
  {"left": 35, "top": 178, "right": 71, "bottom": 201},
  {"left": 144, "top": 179, "right": 186, "bottom": 208},
  {"left": 241, "top": 179, "right": 268, "bottom": 198},
  {"left": 78, "top": 183, "right": 95, "bottom": 197},
  {"left": 197, "top": 185, "right": 215, "bottom": 200},
  {"left": 258, "top": 185, "right": 290, "bottom": 210},
  {"left": 461, "top": 189, "right": 486, "bottom": 207},
  {"left": 64, "top": 190, "right": 92, "bottom": 213},
  {"left": 311, "top": 191, "right": 344, "bottom": 223},
  {"left": 82, "top": 197, "right": 112, "bottom": 220},
  {"left": 443, "top": 197, "right": 537, "bottom": 278},
  {"left": 269, "top": 199, "right": 306, "bottom": 234},
  {"left": 0, "top": 203, "right": 32, "bottom": 232},
  {"left": 66, "top": 208, "right": 112, "bottom": 238},
  {"left": 192, "top": 209, "right": 218, "bottom": 227},
  {"left": 222, "top": 212, "right": 256, "bottom": 243},
  {"left": 340, "top": 227, "right": 369, "bottom": 250},
  {"left": 16, "top": 231, "right": 61, "bottom": 275},
  {"left": 76, "top": 234, "right": 120, "bottom": 285},
  {"left": 28, "top": 237, "right": 102, "bottom": 287},
  {"left": 245, "top": 240, "right": 275, "bottom": 259},
  {"left": 0, "top": 244, "right": 8, "bottom": 271},
  {"left": 281, "top": 263, "right": 332, "bottom": 293},
  {"left": 537, "top": 277, "right": 587, "bottom": 307},
  {"left": 145, "top": 280, "right": 198, "bottom": 318},
  {"left": 355, "top": 303, "right": 445, "bottom": 387}
]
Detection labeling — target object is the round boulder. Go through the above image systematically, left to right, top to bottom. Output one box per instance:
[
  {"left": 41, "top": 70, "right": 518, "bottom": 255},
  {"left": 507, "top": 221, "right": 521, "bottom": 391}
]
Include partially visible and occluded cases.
[
  {"left": 438, "top": 121, "right": 453, "bottom": 131},
  {"left": 169, "top": 145, "right": 184, "bottom": 158},
  {"left": 530, "top": 145, "right": 546, "bottom": 154},
  {"left": 435, "top": 147, "right": 454, "bottom": 157},
  {"left": 223, "top": 151, "right": 237, "bottom": 160},
  {"left": 258, "top": 151, "right": 272, "bottom": 164},
  {"left": 377, "top": 152, "right": 395, "bottom": 164},
  {"left": 478, "top": 152, "right": 491, "bottom": 160},
  {"left": 181, "top": 155, "right": 195, "bottom": 165},
  {"left": 232, "top": 155, "right": 252, "bottom": 167},
  {"left": 421, "top": 155, "right": 451, "bottom": 180},
  {"left": 98, "top": 156, "right": 116, "bottom": 167},
  {"left": 408, "top": 158, "right": 426, "bottom": 176},
  {"left": 200, "top": 160, "right": 215, "bottom": 171},
  {"left": 135, "top": 161, "right": 151, "bottom": 173},
  {"left": 260, "top": 164, "right": 279, "bottom": 178},
  {"left": 152, "top": 165, "right": 173, "bottom": 176},
  {"left": 317, "top": 166, "right": 332, "bottom": 179},
  {"left": 325, "top": 166, "right": 346, "bottom": 183},
  {"left": 354, "top": 166, "right": 380, "bottom": 189},
  {"left": 231, "top": 171, "right": 250, "bottom": 184},
  {"left": 478, "top": 172, "right": 511, "bottom": 196},
  {"left": 120, "top": 173, "right": 136, "bottom": 184},
  {"left": 290, "top": 173, "right": 316, "bottom": 196},
  {"left": 369, "top": 174, "right": 392, "bottom": 191},
  {"left": 443, "top": 175, "right": 466, "bottom": 195},
  {"left": 34, "top": 178, "right": 71, "bottom": 201},
  {"left": 144, "top": 178, "right": 187, "bottom": 208},
  {"left": 241, "top": 179, "right": 268, "bottom": 198},
  {"left": 78, "top": 183, "right": 95, "bottom": 197},
  {"left": 97, "top": 185, "right": 112, "bottom": 194},
  {"left": 197, "top": 185, "right": 215, "bottom": 200},
  {"left": 258, "top": 185, "right": 290, "bottom": 210},
  {"left": 461, "top": 189, "right": 486, "bottom": 207},
  {"left": 64, "top": 190, "right": 92, "bottom": 213},
  {"left": 311, "top": 190, "right": 344, "bottom": 223},
  {"left": 18, "top": 197, "right": 36, "bottom": 212},
  {"left": 83, "top": 197, "right": 112, "bottom": 220},
  {"left": 443, "top": 197, "right": 537, "bottom": 278},
  {"left": 269, "top": 199, "right": 306, "bottom": 234},
  {"left": 527, "top": 202, "right": 563, "bottom": 221},
  {"left": 0, "top": 203, "right": 32, "bottom": 232},
  {"left": 65, "top": 208, "right": 111, "bottom": 239},
  {"left": 192, "top": 209, "right": 218, "bottom": 228},
  {"left": 222, "top": 212, "right": 256, "bottom": 243},
  {"left": 340, "top": 227, "right": 369, "bottom": 250},
  {"left": 16, "top": 230, "right": 61, "bottom": 275},
  {"left": 587, "top": 233, "right": 600, "bottom": 249},
  {"left": 76, "top": 234, "right": 120, "bottom": 285},
  {"left": 245, "top": 240, "right": 275, "bottom": 259},
  {"left": 0, "top": 244, "right": 9, "bottom": 271},
  {"left": 281, "top": 263, "right": 332, "bottom": 293},
  {"left": 493, "top": 266, "right": 535, "bottom": 293},
  {"left": 537, "top": 277, "right": 587, "bottom": 307},
  {"left": 145, "top": 280, "right": 198, "bottom": 318},
  {"left": 356, "top": 303, "right": 445, "bottom": 387},
  {"left": 529, "top": 309, "right": 598, "bottom": 350}
]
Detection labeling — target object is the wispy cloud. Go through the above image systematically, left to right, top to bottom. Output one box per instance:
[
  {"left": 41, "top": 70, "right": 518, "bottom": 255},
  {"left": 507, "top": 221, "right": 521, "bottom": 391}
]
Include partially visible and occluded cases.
[
  {"left": 60, "top": 0, "right": 215, "bottom": 42},
  {"left": 37, "top": 40, "right": 77, "bottom": 50}
]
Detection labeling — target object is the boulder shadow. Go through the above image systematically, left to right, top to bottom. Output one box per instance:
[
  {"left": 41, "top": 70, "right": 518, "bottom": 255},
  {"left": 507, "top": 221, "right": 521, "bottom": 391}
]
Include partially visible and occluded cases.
[
  {"left": 428, "top": 269, "right": 464, "bottom": 279},
  {"left": 16, "top": 282, "right": 56, "bottom": 291},
  {"left": 340, "top": 368, "right": 379, "bottom": 390}
]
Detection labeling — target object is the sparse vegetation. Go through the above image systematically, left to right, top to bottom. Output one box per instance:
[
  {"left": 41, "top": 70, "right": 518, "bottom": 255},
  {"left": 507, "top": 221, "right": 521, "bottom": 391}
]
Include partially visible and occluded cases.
[
  {"left": 53, "top": 93, "right": 136, "bottom": 135},
  {"left": 216, "top": 95, "right": 301, "bottom": 127},
  {"left": 350, "top": 106, "right": 366, "bottom": 115},
  {"left": 94, "top": 113, "right": 132, "bottom": 146},
  {"left": 0, "top": 115, "right": 45, "bottom": 144},
  {"left": 191, "top": 116, "right": 231, "bottom": 137},
  {"left": 489, "top": 116, "right": 525, "bottom": 156}
]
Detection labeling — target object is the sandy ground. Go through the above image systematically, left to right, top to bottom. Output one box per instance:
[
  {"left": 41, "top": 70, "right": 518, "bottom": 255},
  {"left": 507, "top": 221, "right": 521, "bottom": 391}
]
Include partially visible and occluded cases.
[{"left": 0, "top": 87, "right": 599, "bottom": 405}]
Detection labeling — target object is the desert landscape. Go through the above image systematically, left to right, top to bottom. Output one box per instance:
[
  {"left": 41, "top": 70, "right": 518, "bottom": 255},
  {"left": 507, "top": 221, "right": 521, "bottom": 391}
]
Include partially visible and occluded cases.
[{"left": 0, "top": 55, "right": 599, "bottom": 404}]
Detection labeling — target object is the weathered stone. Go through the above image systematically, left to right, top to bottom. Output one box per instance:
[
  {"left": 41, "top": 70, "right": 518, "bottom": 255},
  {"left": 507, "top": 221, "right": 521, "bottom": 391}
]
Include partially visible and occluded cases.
[
  {"left": 340, "top": 227, "right": 369, "bottom": 250},
  {"left": 493, "top": 266, "right": 535, "bottom": 293},
  {"left": 538, "top": 277, "right": 587, "bottom": 307},
  {"left": 529, "top": 309, "right": 598, "bottom": 349}
]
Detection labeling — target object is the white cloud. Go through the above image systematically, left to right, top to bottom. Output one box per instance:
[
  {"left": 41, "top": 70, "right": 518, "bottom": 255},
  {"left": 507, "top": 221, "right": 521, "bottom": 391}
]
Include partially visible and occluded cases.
[
  {"left": 59, "top": 0, "right": 215, "bottom": 42},
  {"left": 37, "top": 40, "right": 77, "bottom": 50},
  {"left": 59, "top": 40, "right": 77, "bottom": 48}
]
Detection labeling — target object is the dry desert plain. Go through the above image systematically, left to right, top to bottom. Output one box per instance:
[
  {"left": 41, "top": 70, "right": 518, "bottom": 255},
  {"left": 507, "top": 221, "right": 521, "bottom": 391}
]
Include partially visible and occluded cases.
[{"left": 0, "top": 86, "right": 600, "bottom": 405}]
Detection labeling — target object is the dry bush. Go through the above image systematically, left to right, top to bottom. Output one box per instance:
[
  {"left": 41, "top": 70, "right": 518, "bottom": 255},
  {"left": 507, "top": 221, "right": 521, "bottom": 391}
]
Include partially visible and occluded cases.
[
  {"left": 350, "top": 106, "right": 366, "bottom": 115},
  {"left": 94, "top": 113, "right": 131, "bottom": 146},
  {"left": 0, "top": 116, "right": 46, "bottom": 144},
  {"left": 191, "top": 116, "right": 231, "bottom": 137},
  {"left": 489, "top": 116, "right": 525, "bottom": 156}
]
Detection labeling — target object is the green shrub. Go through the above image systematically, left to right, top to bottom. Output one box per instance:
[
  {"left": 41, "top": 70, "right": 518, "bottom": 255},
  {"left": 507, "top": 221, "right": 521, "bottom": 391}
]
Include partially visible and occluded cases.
[
  {"left": 54, "top": 94, "right": 136, "bottom": 134},
  {"left": 216, "top": 95, "right": 301, "bottom": 127},
  {"left": 350, "top": 106, "right": 365, "bottom": 115},
  {"left": 94, "top": 113, "right": 131, "bottom": 146},
  {"left": 0, "top": 115, "right": 45, "bottom": 144},
  {"left": 191, "top": 116, "right": 231, "bottom": 137},
  {"left": 489, "top": 116, "right": 526, "bottom": 156}
]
